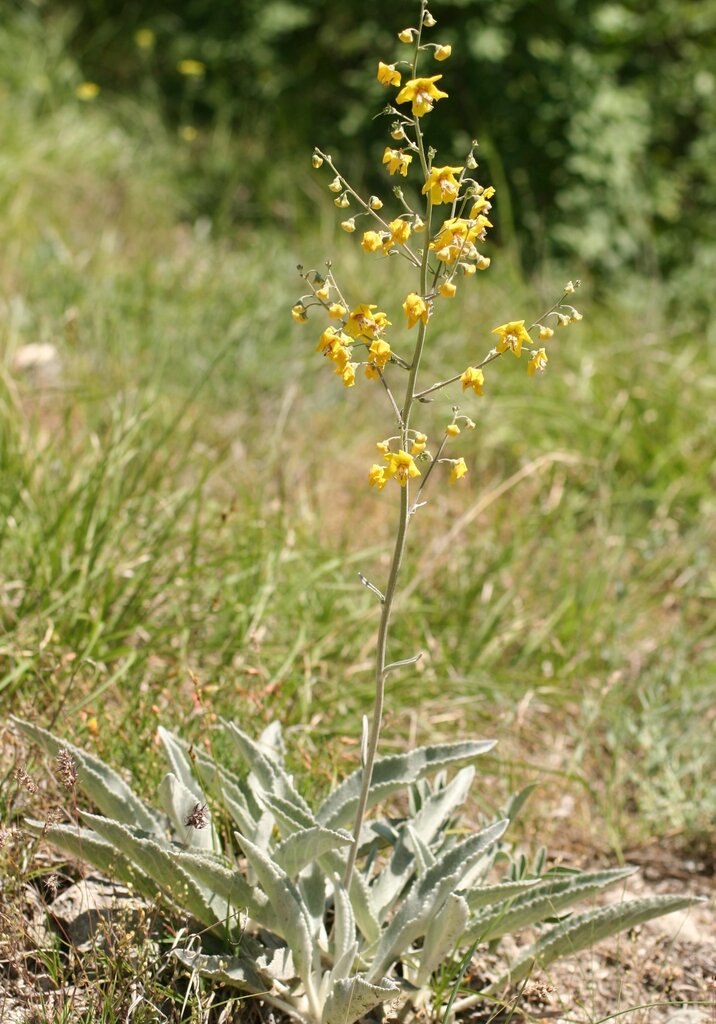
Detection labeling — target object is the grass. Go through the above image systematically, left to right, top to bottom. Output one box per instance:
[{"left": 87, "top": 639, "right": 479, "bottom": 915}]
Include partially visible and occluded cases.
[{"left": 0, "top": 7, "right": 714, "bottom": 1020}]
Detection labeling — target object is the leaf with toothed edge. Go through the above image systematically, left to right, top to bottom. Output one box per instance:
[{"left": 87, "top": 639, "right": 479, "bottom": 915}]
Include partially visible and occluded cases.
[
  {"left": 12, "top": 717, "right": 162, "bottom": 834},
  {"left": 316, "top": 740, "right": 495, "bottom": 830},
  {"left": 489, "top": 894, "right": 705, "bottom": 992}
]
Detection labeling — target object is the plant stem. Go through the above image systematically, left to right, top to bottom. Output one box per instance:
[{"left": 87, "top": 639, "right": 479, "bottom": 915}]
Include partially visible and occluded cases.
[{"left": 343, "top": 101, "right": 433, "bottom": 890}]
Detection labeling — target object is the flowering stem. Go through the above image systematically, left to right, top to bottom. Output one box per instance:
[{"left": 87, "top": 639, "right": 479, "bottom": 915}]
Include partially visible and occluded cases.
[{"left": 343, "top": 113, "right": 433, "bottom": 891}]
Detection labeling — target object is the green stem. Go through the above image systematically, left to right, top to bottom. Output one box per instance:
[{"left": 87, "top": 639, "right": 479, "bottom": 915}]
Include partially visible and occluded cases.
[{"left": 343, "top": 100, "right": 433, "bottom": 890}]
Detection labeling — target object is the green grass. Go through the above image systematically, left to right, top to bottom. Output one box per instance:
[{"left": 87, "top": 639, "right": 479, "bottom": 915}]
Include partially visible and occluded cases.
[{"left": 2, "top": 5, "right": 714, "bottom": 860}]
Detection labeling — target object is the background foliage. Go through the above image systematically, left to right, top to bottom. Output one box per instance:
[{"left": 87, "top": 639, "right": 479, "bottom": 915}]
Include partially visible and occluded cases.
[{"left": 52, "top": 0, "right": 716, "bottom": 317}]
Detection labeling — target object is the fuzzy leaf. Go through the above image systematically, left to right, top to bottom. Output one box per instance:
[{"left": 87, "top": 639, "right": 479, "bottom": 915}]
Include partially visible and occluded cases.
[
  {"left": 12, "top": 717, "right": 161, "bottom": 834},
  {"left": 221, "top": 720, "right": 313, "bottom": 819},
  {"left": 156, "top": 727, "right": 205, "bottom": 802},
  {"left": 316, "top": 741, "right": 495, "bottom": 830},
  {"left": 188, "top": 746, "right": 262, "bottom": 839},
  {"left": 368, "top": 770, "right": 475, "bottom": 921},
  {"left": 158, "top": 773, "right": 216, "bottom": 852},
  {"left": 259, "top": 791, "right": 317, "bottom": 834},
  {"left": 81, "top": 813, "right": 229, "bottom": 935},
  {"left": 367, "top": 819, "right": 508, "bottom": 981},
  {"left": 23, "top": 820, "right": 160, "bottom": 902},
  {"left": 275, "top": 826, "right": 353, "bottom": 878},
  {"left": 237, "top": 832, "right": 315, "bottom": 987},
  {"left": 171, "top": 848, "right": 273, "bottom": 925},
  {"left": 320, "top": 852, "right": 380, "bottom": 945},
  {"left": 299, "top": 861, "right": 328, "bottom": 936},
  {"left": 465, "top": 867, "right": 636, "bottom": 943},
  {"left": 332, "top": 876, "right": 357, "bottom": 966},
  {"left": 465, "top": 879, "right": 540, "bottom": 912},
  {"left": 417, "top": 892, "right": 470, "bottom": 985},
  {"left": 490, "top": 894, "right": 705, "bottom": 991},
  {"left": 174, "top": 948, "right": 267, "bottom": 994},
  {"left": 321, "top": 975, "right": 399, "bottom": 1024}
]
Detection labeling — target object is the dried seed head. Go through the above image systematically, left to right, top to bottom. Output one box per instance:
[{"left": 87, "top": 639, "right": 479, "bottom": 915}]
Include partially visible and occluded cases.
[
  {"left": 56, "top": 749, "right": 78, "bottom": 790},
  {"left": 13, "top": 766, "right": 37, "bottom": 795},
  {"left": 185, "top": 802, "right": 209, "bottom": 830},
  {"left": 45, "top": 873, "right": 60, "bottom": 899}
]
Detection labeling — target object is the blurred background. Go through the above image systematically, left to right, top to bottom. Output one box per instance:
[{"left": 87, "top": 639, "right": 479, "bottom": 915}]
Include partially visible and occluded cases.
[
  {"left": 1, "top": 0, "right": 714, "bottom": 864},
  {"left": 53, "top": 0, "right": 716, "bottom": 312}
]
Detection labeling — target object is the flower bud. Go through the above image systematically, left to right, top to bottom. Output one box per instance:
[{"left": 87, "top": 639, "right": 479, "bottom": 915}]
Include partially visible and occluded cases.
[
  {"left": 423, "top": 11, "right": 437, "bottom": 26},
  {"left": 398, "top": 28, "right": 413, "bottom": 43},
  {"left": 434, "top": 44, "right": 452, "bottom": 61},
  {"left": 391, "top": 124, "right": 406, "bottom": 141},
  {"left": 312, "top": 153, "right": 323, "bottom": 168},
  {"left": 466, "top": 153, "right": 478, "bottom": 169},
  {"left": 328, "top": 177, "right": 342, "bottom": 193},
  {"left": 334, "top": 194, "right": 350, "bottom": 208},
  {"left": 369, "top": 195, "right": 383, "bottom": 210},
  {"left": 413, "top": 217, "right": 426, "bottom": 232},
  {"left": 340, "top": 218, "right": 356, "bottom": 233},
  {"left": 476, "top": 255, "right": 491, "bottom": 270},
  {"left": 461, "top": 262, "right": 477, "bottom": 276},
  {"left": 440, "top": 280, "right": 457, "bottom": 298},
  {"left": 565, "top": 280, "right": 575, "bottom": 294},
  {"left": 316, "top": 284, "right": 330, "bottom": 300},
  {"left": 570, "top": 310, "right": 583, "bottom": 322},
  {"left": 557, "top": 313, "right": 570, "bottom": 327},
  {"left": 539, "top": 326, "right": 554, "bottom": 341},
  {"left": 446, "top": 423, "right": 460, "bottom": 436}
]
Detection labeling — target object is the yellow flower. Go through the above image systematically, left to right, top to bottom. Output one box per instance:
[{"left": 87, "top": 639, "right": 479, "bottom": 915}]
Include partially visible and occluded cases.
[
  {"left": 398, "top": 28, "right": 414, "bottom": 43},
  {"left": 134, "top": 29, "right": 155, "bottom": 51},
  {"left": 434, "top": 44, "right": 452, "bottom": 61},
  {"left": 178, "top": 59, "right": 205, "bottom": 77},
  {"left": 377, "top": 62, "right": 401, "bottom": 87},
  {"left": 395, "top": 76, "right": 448, "bottom": 117},
  {"left": 75, "top": 82, "right": 100, "bottom": 101},
  {"left": 382, "top": 147, "right": 413, "bottom": 177},
  {"left": 312, "top": 153, "right": 323, "bottom": 168},
  {"left": 422, "top": 165, "right": 463, "bottom": 205},
  {"left": 328, "top": 177, "right": 342, "bottom": 192},
  {"left": 334, "top": 194, "right": 350, "bottom": 208},
  {"left": 369, "top": 195, "right": 383, "bottom": 210},
  {"left": 430, "top": 217, "right": 480, "bottom": 263},
  {"left": 341, "top": 218, "right": 356, "bottom": 233},
  {"left": 387, "top": 218, "right": 412, "bottom": 247},
  {"left": 361, "top": 231, "right": 384, "bottom": 253},
  {"left": 440, "top": 280, "right": 457, "bottom": 298},
  {"left": 315, "top": 284, "right": 330, "bottom": 301},
  {"left": 403, "top": 293, "right": 428, "bottom": 328},
  {"left": 291, "top": 303, "right": 307, "bottom": 323},
  {"left": 328, "top": 303, "right": 346, "bottom": 319},
  {"left": 345, "top": 304, "right": 391, "bottom": 340},
  {"left": 492, "top": 320, "right": 531, "bottom": 357},
  {"left": 538, "top": 325, "right": 554, "bottom": 340},
  {"left": 316, "top": 327, "right": 351, "bottom": 368},
  {"left": 368, "top": 338, "right": 392, "bottom": 370},
  {"left": 527, "top": 348, "right": 548, "bottom": 376},
  {"left": 338, "top": 362, "right": 358, "bottom": 387},
  {"left": 365, "top": 362, "right": 381, "bottom": 381},
  {"left": 461, "top": 366, "right": 485, "bottom": 395},
  {"left": 446, "top": 423, "right": 460, "bottom": 436},
  {"left": 411, "top": 431, "right": 428, "bottom": 455},
  {"left": 376, "top": 440, "right": 391, "bottom": 454},
  {"left": 384, "top": 450, "right": 421, "bottom": 486},
  {"left": 450, "top": 457, "right": 468, "bottom": 484},
  {"left": 369, "top": 464, "right": 388, "bottom": 490}
]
